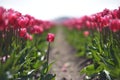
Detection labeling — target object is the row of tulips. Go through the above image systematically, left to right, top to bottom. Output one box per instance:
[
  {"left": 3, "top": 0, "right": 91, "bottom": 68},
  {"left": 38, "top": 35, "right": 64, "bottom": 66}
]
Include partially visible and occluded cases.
[
  {"left": 0, "top": 6, "right": 55, "bottom": 80},
  {"left": 0, "top": 6, "right": 54, "bottom": 40},
  {"left": 63, "top": 7, "right": 120, "bottom": 80},
  {"left": 64, "top": 7, "right": 120, "bottom": 32}
]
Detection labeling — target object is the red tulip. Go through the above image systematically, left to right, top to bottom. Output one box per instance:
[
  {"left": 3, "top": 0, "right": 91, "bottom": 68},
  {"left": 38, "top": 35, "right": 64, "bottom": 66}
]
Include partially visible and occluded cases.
[
  {"left": 0, "top": 7, "right": 6, "bottom": 22},
  {"left": 17, "top": 16, "right": 29, "bottom": 28},
  {"left": 109, "top": 19, "right": 119, "bottom": 32},
  {"left": 85, "top": 21, "right": 91, "bottom": 28},
  {"left": 30, "top": 25, "right": 43, "bottom": 34},
  {"left": 19, "top": 28, "right": 27, "bottom": 37},
  {"left": 24, "top": 33, "right": 33, "bottom": 41},
  {"left": 47, "top": 33, "right": 55, "bottom": 42}
]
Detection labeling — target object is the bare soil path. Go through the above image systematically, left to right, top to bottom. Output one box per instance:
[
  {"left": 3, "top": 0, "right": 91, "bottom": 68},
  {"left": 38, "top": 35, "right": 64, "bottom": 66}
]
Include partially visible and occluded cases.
[{"left": 49, "top": 26, "right": 88, "bottom": 80}]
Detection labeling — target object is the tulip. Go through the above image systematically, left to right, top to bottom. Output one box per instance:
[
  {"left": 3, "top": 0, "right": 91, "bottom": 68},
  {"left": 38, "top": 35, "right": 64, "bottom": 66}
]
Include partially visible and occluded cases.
[
  {"left": 30, "top": 25, "right": 43, "bottom": 34},
  {"left": 19, "top": 28, "right": 27, "bottom": 37},
  {"left": 83, "top": 31, "right": 90, "bottom": 37},
  {"left": 47, "top": 33, "right": 55, "bottom": 42}
]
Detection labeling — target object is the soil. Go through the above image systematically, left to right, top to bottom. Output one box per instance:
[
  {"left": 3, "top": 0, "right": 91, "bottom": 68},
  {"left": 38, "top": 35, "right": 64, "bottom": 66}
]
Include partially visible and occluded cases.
[{"left": 49, "top": 26, "right": 89, "bottom": 80}]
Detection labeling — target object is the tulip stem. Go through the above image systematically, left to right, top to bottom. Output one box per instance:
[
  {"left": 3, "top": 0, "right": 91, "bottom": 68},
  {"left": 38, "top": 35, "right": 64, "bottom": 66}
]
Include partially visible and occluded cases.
[{"left": 46, "top": 42, "right": 50, "bottom": 71}]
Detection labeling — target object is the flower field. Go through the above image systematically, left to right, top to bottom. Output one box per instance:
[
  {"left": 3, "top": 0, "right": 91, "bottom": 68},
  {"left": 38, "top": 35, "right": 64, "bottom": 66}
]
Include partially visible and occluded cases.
[
  {"left": 0, "top": 6, "right": 120, "bottom": 80},
  {"left": 0, "top": 6, "right": 55, "bottom": 80},
  {"left": 63, "top": 7, "right": 120, "bottom": 80}
]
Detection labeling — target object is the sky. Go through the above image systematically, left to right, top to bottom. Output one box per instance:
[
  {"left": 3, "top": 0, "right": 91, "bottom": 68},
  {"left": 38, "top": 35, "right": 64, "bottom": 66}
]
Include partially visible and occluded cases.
[{"left": 0, "top": 0, "right": 120, "bottom": 20}]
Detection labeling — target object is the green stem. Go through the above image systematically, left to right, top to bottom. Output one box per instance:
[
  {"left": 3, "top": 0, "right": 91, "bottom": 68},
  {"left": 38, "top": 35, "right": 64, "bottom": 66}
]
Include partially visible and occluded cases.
[{"left": 46, "top": 42, "right": 50, "bottom": 72}]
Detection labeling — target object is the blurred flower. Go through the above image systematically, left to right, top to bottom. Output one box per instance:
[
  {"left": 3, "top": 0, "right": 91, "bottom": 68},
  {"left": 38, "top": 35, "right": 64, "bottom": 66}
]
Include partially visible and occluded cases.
[
  {"left": 0, "top": 7, "right": 6, "bottom": 22},
  {"left": 17, "top": 16, "right": 29, "bottom": 28},
  {"left": 109, "top": 19, "right": 120, "bottom": 32},
  {"left": 30, "top": 25, "right": 43, "bottom": 34},
  {"left": 19, "top": 28, "right": 27, "bottom": 37},
  {"left": 83, "top": 31, "right": 89, "bottom": 37},
  {"left": 24, "top": 33, "right": 33, "bottom": 41},
  {"left": 47, "top": 33, "right": 55, "bottom": 42}
]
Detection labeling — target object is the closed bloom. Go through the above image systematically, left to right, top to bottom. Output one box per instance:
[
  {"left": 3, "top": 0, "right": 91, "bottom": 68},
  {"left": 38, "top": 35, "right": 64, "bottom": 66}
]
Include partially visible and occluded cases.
[
  {"left": 17, "top": 16, "right": 29, "bottom": 28},
  {"left": 30, "top": 25, "right": 43, "bottom": 34},
  {"left": 19, "top": 28, "right": 27, "bottom": 37},
  {"left": 83, "top": 31, "right": 89, "bottom": 37},
  {"left": 24, "top": 33, "right": 33, "bottom": 41},
  {"left": 47, "top": 33, "right": 55, "bottom": 42}
]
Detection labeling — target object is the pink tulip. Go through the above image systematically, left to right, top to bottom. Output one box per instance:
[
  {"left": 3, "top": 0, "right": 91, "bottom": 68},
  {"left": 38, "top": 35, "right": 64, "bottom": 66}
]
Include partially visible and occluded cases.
[
  {"left": 83, "top": 31, "right": 90, "bottom": 37},
  {"left": 47, "top": 33, "right": 55, "bottom": 42}
]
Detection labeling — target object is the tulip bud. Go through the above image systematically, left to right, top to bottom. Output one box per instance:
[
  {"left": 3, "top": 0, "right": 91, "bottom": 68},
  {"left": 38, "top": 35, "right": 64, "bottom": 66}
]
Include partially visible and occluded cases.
[
  {"left": 19, "top": 28, "right": 27, "bottom": 37},
  {"left": 83, "top": 31, "right": 89, "bottom": 37},
  {"left": 24, "top": 33, "right": 33, "bottom": 41},
  {"left": 47, "top": 33, "right": 55, "bottom": 42}
]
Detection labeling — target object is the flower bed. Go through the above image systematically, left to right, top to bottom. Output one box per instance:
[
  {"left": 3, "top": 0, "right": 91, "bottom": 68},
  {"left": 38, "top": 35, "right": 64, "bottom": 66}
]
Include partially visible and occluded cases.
[
  {"left": 0, "top": 6, "right": 55, "bottom": 80},
  {"left": 63, "top": 7, "right": 120, "bottom": 80}
]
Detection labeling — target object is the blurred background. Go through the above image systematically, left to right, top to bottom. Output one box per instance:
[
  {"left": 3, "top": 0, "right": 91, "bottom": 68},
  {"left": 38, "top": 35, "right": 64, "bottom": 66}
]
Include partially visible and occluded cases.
[
  {"left": 0, "top": 0, "right": 120, "bottom": 20},
  {"left": 0, "top": 0, "right": 120, "bottom": 80}
]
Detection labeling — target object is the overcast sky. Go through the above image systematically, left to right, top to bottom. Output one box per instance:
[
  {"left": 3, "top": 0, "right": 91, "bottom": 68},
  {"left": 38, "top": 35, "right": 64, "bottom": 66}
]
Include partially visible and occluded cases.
[{"left": 0, "top": 0, "right": 120, "bottom": 20}]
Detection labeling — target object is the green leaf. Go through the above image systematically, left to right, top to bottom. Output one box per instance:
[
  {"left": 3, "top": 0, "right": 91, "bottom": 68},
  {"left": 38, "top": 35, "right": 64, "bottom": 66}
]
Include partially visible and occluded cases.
[{"left": 43, "top": 74, "right": 56, "bottom": 80}]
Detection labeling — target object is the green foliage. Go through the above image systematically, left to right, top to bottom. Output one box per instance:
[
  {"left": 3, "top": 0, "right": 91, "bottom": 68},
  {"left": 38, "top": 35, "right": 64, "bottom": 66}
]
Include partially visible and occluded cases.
[
  {"left": 64, "top": 26, "right": 120, "bottom": 80},
  {"left": 64, "top": 27, "right": 92, "bottom": 57},
  {"left": 81, "top": 28, "right": 120, "bottom": 80},
  {"left": 0, "top": 30, "right": 55, "bottom": 80}
]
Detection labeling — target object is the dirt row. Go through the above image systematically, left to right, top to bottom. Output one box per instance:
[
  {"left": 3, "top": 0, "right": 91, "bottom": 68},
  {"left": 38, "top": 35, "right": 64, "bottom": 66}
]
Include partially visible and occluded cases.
[{"left": 49, "top": 26, "right": 89, "bottom": 80}]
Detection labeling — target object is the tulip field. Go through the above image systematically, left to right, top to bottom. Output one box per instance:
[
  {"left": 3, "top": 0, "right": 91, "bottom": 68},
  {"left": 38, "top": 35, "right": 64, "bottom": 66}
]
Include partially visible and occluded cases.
[
  {"left": 0, "top": 6, "right": 120, "bottom": 80},
  {"left": 0, "top": 6, "right": 55, "bottom": 80},
  {"left": 63, "top": 7, "right": 120, "bottom": 80}
]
